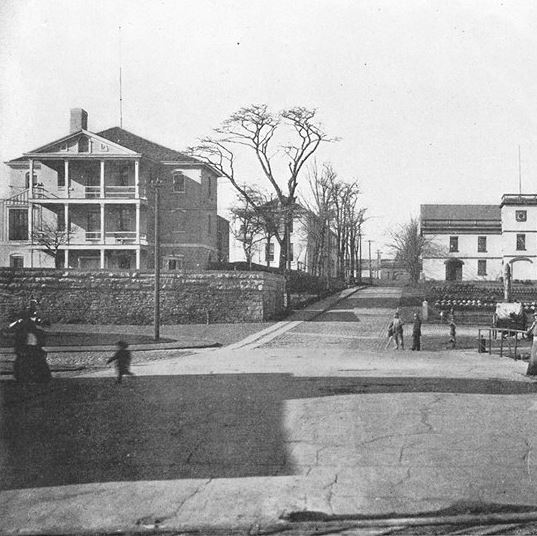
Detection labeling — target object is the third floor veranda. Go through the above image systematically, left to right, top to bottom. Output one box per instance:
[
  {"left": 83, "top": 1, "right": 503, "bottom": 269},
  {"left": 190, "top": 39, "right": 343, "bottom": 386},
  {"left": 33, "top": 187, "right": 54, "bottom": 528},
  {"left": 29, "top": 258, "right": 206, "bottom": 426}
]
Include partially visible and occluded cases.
[{"left": 26, "top": 158, "right": 147, "bottom": 201}]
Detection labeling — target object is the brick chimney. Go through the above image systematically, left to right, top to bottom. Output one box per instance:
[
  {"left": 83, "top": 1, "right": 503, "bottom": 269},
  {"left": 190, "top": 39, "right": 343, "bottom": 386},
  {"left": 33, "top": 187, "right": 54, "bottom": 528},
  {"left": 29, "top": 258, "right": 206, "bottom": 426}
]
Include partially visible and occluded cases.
[{"left": 70, "top": 108, "right": 88, "bottom": 132}]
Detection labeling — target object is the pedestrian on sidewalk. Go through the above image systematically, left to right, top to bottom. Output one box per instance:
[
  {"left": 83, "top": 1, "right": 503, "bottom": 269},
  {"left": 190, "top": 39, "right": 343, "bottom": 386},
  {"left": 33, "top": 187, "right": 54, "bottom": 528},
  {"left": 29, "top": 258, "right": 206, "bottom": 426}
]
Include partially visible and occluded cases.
[
  {"left": 9, "top": 308, "right": 51, "bottom": 383},
  {"left": 389, "top": 311, "right": 404, "bottom": 350},
  {"left": 411, "top": 313, "right": 422, "bottom": 351},
  {"left": 526, "top": 313, "right": 537, "bottom": 375},
  {"left": 448, "top": 316, "right": 457, "bottom": 349},
  {"left": 385, "top": 322, "right": 395, "bottom": 349},
  {"left": 107, "top": 340, "right": 133, "bottom": 384}
]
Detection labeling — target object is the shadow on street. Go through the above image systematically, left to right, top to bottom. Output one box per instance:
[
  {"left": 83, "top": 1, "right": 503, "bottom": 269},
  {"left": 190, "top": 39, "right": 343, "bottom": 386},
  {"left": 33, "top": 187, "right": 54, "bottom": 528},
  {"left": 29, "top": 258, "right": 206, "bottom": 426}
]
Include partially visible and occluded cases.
[{"left": 2, "top": 374, "right": 537, "bottom": 491}]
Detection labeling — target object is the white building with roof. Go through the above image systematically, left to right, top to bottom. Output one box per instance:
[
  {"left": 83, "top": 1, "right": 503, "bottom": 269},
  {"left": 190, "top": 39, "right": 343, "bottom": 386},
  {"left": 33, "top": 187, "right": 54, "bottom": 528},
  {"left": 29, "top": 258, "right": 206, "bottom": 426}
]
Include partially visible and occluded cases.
[
  {"left": 0, "top": 108, "right": 225, "bottom": 270},
  {"left": 421, "top": 195, "right": 537, "bottom": 281}
]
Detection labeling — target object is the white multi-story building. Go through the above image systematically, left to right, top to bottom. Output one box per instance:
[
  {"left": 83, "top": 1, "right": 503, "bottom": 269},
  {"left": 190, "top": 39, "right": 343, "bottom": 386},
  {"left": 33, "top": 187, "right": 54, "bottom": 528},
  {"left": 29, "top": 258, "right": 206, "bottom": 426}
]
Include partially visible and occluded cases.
[
  {"left": 0, "top": 108, "right": 226, "bottom": 271},
  {"left": 421, "top": 195, "right": 537, "bottom": 281}
]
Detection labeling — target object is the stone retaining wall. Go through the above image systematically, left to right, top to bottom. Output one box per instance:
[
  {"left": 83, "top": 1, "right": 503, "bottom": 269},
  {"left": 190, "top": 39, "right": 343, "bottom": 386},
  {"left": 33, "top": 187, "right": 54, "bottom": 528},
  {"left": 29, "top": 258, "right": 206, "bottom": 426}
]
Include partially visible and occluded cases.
[{"left": 0, "top": 269, "right": 286, "bottom": 325}]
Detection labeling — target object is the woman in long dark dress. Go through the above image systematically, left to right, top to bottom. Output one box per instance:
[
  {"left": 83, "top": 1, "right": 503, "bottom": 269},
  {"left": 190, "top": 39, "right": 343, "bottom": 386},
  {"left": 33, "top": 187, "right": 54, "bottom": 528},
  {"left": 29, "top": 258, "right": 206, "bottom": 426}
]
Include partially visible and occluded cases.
[{"left": 10, "top": 310, "right": 51, "bottom": 383}]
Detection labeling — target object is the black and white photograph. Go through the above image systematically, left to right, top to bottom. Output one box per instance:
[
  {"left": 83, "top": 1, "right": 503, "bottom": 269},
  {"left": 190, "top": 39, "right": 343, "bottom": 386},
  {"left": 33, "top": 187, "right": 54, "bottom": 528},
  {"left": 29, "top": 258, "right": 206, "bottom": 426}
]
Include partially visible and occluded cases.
[{"left": 2, "top": 1, "right": 537, "bottom": 534}]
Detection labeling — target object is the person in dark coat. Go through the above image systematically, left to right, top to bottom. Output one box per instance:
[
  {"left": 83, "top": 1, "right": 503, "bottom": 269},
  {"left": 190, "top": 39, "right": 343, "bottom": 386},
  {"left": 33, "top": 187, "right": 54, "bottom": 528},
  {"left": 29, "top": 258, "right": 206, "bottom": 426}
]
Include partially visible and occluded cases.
[
  {"left": 9, "top": 309, "right": 51, "bottom": 383},
  {"left": 411, "top": 313, "right": 422, "bottom": 351},
  {"left": 449, "top": 316, "right": 457, "bottom": 349},
  {"left": 107, "top": 341, "right": 133, "bottom": 383}
]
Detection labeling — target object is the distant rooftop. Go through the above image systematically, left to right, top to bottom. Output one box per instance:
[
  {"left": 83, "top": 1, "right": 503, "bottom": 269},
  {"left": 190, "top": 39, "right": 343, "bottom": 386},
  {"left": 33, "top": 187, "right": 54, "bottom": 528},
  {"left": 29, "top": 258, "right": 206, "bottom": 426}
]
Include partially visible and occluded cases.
[
  {"left": 501, "top": 194, "right": 537, "bottom": 206},
  {"left": 421, "top": 204, "right": 501, "bottom": 234},
  {"left": 421, "top": 204, "right": 500, "bottom": 221}
]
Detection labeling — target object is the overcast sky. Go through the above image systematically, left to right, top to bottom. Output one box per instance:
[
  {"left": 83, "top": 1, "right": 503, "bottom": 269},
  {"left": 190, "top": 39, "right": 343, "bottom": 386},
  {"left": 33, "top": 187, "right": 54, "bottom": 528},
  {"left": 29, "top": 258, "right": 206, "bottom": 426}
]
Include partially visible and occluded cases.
[{"left": 1, "top": 0, "right": 537, "bottom": 254}]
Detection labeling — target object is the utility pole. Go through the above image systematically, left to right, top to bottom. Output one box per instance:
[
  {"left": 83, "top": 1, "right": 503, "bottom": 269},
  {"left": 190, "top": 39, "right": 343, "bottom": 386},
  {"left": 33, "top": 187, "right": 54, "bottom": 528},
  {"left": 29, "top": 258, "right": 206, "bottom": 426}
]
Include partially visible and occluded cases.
[
  {"left": 149, "top": 174, "right": 163, "bottom": 340},
  {"left": 358, "top": 230, "right": 362, "bottom": 284},
  {"left": 368, "top": 240, "right": 373, "bottom": 284},
  {"left": 377, "top": 249, "right": 381, "bottom": 280}
]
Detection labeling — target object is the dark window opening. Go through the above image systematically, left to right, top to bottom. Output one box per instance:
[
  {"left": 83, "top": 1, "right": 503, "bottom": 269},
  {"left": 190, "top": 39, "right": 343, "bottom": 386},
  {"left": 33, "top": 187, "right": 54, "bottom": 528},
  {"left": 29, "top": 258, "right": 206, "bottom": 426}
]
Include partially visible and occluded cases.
[
  {"left": 78, "top": 137, "right": 89, "bottom": 153},
  {"left": 57, "top": 166, "right": 65, "bottom": 188},
  {"left": 119, "top": 166, "right": 129, "bottom": 186},
  {"left": 25, "top": 172, "right": 38, "bottom": 189},
  {"left": 173, "top": 173, "right": 185, "bottom": 193},
  {"left": 58, "top": 208, "right": 66, "bottom": 231},
  {"left": 118, "top": 208, "right": 133, "bottom": 231},
  {"left": 9, "top": 209, "right": 28, "bottom": 240},
  {"left": 517, "top": 234, "right": 526, "bottom": 251},
  {"left": 449, "top": 236, "right": 459, "bottom": 253},
  {"left": 478, "top": 236, "right": 487, "bottom": 253},
  {"left": 266, "top": 242, "right": 274, "bottom": 262},
  {"left": 10, "top": 255, "right": 24, "bottom": 268},
  {"left": 118, "top": 255, "right": 131, "bottom": 270},
  {"left": 478, "top": 260, "right": 487, "bottom": 276}
]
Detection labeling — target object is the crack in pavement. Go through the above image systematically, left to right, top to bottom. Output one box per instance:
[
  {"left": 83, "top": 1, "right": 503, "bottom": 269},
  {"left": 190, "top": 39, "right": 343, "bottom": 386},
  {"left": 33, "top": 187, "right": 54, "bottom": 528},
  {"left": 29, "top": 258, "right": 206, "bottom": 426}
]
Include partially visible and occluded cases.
[
  {"left": 523, "top": 439, "right": 533, "bottom": 482},
  {"left": 324, "top": 473, "right": 339, "bottom": 515},
  {"left": 167, "top": 478, "right": 213, "bottom": 523}
]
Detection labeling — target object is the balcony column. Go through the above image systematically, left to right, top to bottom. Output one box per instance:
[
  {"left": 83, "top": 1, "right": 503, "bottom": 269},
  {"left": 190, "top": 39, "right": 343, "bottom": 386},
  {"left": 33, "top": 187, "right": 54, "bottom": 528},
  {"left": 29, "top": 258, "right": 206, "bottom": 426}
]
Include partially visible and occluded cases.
[
  {"left": 28, "top": 159, "right": 34, "bottom": 197},
  {"left": 64, "top": 160, "right": 69, "bottom": 198},
  {"left": 100, "top": 160, "right": 105, "bottom": 198},
  {"left": 134, "top": 160, "right": 140, "bottom": 198},
  {"left": 64, "top": 203, "right": 69, "bottom": 231},
  {"left": 100, "top": 203, "right": 105, "bottom": 244},
  {"left": 136, "top": 203, "right": 141, "bottom": 241},
  {"left": 136, "top": 248, "right": 140, "bottom": 270},
  {"left": 64, "top": 249, "right": 69, "bottom": 268},
  {"left": 100, "top": 249, "right": 105, "bottom": 270}
]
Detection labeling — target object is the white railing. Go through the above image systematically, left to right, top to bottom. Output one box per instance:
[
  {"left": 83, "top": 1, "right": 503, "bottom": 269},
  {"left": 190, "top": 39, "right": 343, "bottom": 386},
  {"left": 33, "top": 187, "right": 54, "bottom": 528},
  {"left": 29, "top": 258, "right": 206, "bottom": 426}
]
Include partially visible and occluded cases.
[
  {"left": 84, "top": 186, "right": 101, "bottom": 199},
  {"left": 105, "top": 186, "right": 135, "bottom": 198},
  {"left": 5, "top": 189, "right": 29, "bottom": 206},
  {"left": 85, "top": 231, "right": 102, "bottom": 241},
  {"left": 105, "top": 231, "right": 137, "bottom": 244}
]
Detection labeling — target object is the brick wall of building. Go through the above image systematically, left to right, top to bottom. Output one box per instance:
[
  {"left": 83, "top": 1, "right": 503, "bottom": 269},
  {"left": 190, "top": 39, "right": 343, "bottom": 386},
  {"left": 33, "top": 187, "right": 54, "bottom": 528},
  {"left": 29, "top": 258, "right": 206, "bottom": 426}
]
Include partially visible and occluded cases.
[{"left": 0, "top": 269, "right": 285, "bottom": 325}]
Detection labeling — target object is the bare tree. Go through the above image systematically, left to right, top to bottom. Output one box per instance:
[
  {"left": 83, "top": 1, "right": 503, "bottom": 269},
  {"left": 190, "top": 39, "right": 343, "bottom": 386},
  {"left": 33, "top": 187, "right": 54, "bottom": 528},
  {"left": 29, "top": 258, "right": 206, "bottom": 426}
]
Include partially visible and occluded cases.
[
  {"left": 189, "top": 104, "right": 336, "bottom": 270},
  {"left": 300, "top": 162, "right": 336, "bottom": 276},
  {"left": 329, "top": 177, "right": 366, "bottom": 280},
  {"left": 388, "top": 217, "right": 440, "bottom": 285},
  {"left": 31, "top": 221, "right": 72, "bottom": 268}
]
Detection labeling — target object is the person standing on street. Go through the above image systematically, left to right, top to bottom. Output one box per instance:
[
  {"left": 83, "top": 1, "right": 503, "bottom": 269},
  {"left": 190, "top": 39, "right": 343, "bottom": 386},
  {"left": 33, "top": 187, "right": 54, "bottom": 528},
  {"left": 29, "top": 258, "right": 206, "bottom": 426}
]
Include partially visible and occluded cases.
[
  {"left": 391, "top": 311, "right": 405, "bottom": 350},
  {"left": 411, "top": 313, "right": 422, "bottom": 351},
  {"left": 526, "top": 313, "right": 537, "bottom": 375},
  {"left": 448, "top": 316, "right": 457, "bottom": 349}
]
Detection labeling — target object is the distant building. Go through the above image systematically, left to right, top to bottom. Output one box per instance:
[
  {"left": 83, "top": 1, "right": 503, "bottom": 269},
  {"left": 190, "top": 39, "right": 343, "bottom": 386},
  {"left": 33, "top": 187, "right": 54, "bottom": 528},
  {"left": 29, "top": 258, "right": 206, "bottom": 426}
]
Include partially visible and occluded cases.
[
  {"left": 0, "top": 108, "right": 227, "bottom": 271},
  {"left": 421, "top": 195, "right": 537, "bottom": 281},
  {"left": 229, "top": 200, "right": 338, "bottom": 276},
  {"left": 378, "top": 259, "right": 412, "bottom": 282}
]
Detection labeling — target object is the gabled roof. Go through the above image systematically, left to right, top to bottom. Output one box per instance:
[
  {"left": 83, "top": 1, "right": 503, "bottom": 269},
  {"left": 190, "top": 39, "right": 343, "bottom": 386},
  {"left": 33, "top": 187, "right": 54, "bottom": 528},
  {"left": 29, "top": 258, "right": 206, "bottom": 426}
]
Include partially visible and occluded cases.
[
  {"left": 97, "top": 127, "right": 199, "bottom": 164},
  {"left": 24, "top": 130, "right": 138, "bottom": 156},
  {"left": 421, "top": 204, "right": 501, "bottom": 221}
]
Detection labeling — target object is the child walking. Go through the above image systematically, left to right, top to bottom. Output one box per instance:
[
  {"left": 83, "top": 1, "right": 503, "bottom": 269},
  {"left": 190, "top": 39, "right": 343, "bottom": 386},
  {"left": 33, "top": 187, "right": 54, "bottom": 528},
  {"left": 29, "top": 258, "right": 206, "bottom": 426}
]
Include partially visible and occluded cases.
[{"left": 107, "top": 341, "right": 133, "bottom": 383}]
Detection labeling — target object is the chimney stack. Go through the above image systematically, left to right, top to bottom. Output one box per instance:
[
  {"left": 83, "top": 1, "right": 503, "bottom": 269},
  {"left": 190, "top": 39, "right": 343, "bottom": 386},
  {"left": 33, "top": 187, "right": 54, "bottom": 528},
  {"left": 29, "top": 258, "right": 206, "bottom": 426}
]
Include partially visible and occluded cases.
[{"left": 70, "top": 108, "right": 88, "bottom": 132}]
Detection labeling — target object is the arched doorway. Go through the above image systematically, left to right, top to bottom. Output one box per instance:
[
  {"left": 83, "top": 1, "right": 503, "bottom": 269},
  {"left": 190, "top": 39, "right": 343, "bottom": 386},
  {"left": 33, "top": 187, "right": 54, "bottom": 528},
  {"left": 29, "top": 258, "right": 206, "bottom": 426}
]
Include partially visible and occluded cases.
[
  {"left": 510, "top": 258, "right": 534, "bottom": 280},
  {"left": 445, "top": 259, "right": 463, "bottom": 281}
]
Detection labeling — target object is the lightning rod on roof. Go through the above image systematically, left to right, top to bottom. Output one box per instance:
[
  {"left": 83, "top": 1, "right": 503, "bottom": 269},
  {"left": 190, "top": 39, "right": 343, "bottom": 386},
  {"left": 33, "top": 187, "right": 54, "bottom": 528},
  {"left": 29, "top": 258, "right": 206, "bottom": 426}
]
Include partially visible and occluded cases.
[
  {"left": 119, "top": 25, "right": 123, "bottom": 128},
  {"left": 518, "top": 145, "right": 522, "bottom": 195}
]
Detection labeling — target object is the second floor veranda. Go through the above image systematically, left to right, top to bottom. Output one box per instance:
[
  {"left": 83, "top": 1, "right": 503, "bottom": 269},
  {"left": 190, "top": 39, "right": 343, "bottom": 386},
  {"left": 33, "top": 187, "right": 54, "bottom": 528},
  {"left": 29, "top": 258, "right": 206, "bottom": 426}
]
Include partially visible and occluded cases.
[{"left": 27, "top": 158, "right": 149, "bottom": 201}]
